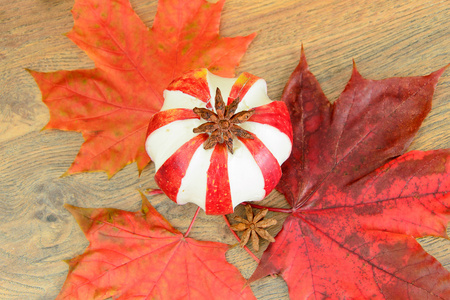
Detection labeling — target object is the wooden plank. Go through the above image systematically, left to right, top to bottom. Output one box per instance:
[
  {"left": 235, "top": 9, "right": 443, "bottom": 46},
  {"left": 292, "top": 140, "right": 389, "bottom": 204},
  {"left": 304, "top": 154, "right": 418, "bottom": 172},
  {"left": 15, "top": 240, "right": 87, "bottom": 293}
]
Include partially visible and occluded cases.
[{"left": 0, "top": 0, "right": 449, "bottom": 298}]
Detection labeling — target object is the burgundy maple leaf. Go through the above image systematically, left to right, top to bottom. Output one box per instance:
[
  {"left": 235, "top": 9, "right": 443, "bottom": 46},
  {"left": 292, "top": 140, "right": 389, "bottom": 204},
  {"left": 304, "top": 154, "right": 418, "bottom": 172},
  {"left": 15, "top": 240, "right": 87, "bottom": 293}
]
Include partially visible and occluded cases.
[{"left": 250, "top": 48, "right": 450, "bottom": 299}]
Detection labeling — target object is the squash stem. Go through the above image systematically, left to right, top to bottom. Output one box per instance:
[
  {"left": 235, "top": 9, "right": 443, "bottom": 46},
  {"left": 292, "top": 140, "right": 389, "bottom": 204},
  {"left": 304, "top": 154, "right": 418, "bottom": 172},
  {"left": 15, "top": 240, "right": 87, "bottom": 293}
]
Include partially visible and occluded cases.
[{"left": 222, "top": 215, "right": 260, "bottom": 263}]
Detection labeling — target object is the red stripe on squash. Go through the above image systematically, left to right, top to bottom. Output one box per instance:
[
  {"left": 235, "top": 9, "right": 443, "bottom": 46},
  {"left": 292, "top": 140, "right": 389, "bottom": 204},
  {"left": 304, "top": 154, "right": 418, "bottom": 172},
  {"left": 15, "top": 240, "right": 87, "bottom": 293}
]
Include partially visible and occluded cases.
[
  {"left": 166, "top": 69, "right": 212, "bottom": 108},
  {"left": 227, "top": 72, "right": 260, "bottom": 105},
  {"left": 249, "top": 101, "right": 293, "bottom": 142},
  {"left": 146, "top": 109, "right": 200, "bottom": 138},
  {"left": 155, "top": 134, "right": 208, "bottom": 202},
  {"left": 239, "top": 134, "right": 282, "bottom": 197},
  {"left": 205, "top": 144, "right": 233, "bottom": 215}
]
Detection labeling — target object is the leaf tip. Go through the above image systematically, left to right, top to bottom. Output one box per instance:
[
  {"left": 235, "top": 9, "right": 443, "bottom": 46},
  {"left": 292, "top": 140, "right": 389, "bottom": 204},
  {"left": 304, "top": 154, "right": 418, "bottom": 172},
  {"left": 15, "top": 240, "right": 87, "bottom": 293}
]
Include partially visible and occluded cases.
[
  {"left": 213, "top": 0, "right": 226, "bottom": 8},
  {"left": 248, "top": 31, "right": 258, "bottom": 40},
  {"left": 299, "top": 44, "right": 307, "bottom": 67},
  {"left": 350, "top": 59, "right": 363, "bottom": 80},
  {"left": 429, "top": 62, "right": 450, "bottom": 81},
  {"left": 26, "top": 68, "right": 38, "bottom": 78},
  {"left": 103, "top": 167, "right": 118, "bottom": 180},
  {"left": 60, "top": 171, "right": 70, "bottom": 178},
  {"left": 138, "top": 190, "right": 152, "bottom": 213},
  {"left": 64, "top": 203, "right": 79, "bottom": 216},
  {"left": 64, "top": 203, "right": 75, "bottom": 209},
  {"left": 441, "top": 230, "right": 450, "bottom": 241}
]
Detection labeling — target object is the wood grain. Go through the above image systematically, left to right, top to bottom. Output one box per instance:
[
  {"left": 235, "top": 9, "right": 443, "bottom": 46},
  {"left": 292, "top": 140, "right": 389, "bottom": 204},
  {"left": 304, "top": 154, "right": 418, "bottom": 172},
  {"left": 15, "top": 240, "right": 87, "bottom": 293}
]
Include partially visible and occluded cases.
[{"left": 1, "top": 0, "right": 449, "bottom": 299}]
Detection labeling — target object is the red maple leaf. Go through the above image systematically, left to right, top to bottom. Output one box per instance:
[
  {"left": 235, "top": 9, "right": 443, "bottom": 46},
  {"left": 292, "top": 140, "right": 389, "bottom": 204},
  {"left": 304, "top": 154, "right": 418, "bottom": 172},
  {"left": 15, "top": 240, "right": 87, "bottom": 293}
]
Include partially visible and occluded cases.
[
  {"left": 29, "top": 0, "right": 255, "bottom": 177},
  {"left": 250, "top": 49, "right": 450, "bottom": 298},
  {"left": 57, "top": 192, "right": 256, "bottom": 299}
]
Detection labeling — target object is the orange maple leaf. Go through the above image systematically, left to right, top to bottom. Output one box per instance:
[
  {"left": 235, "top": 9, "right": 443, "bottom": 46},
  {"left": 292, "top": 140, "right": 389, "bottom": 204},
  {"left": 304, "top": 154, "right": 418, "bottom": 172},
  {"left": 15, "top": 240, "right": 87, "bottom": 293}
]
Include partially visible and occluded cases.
[
  {"left": 29, "top": 0, "right": 256, "bottom": 177},
  {"left": 58, "top": 193, "right": 256, "bottom": 299}
]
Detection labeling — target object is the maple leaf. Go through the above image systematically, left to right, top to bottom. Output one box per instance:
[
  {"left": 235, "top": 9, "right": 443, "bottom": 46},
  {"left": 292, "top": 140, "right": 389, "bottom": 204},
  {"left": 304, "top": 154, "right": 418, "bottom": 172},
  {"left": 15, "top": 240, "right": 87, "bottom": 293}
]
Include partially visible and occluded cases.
[
  {"left": 29, "top": 0, "right": 256, "bottom": 178},
  {"left": 250, "top": 49, "right": 450, "bottom": 298},
  {"left": 57, "top": 192, "right": 256, "bottom": 299}
]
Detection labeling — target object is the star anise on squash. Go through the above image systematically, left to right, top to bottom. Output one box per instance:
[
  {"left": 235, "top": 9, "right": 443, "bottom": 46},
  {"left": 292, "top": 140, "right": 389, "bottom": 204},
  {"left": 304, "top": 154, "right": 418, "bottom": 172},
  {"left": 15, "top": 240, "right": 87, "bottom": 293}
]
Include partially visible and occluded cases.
[
  {"left": 193, "top": 88, "right": 255, "bottom": 154},
  {"left": 231, "top": 204, "right": 277, "bottom": 252}
]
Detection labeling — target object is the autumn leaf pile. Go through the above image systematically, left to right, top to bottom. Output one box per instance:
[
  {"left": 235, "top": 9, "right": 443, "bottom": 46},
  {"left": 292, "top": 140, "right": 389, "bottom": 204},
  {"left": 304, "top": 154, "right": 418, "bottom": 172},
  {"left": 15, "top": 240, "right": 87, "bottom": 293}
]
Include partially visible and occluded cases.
[{"left": 30, "top": 0, "right": 450, "bottom": 299}]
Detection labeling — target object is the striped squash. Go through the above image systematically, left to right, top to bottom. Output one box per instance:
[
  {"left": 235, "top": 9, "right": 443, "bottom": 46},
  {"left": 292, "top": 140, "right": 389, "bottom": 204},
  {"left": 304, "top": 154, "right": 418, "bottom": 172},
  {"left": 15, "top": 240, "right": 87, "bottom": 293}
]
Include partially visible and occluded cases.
[{"left": 146, "top": 69, "right": 293, "bottom": 214}]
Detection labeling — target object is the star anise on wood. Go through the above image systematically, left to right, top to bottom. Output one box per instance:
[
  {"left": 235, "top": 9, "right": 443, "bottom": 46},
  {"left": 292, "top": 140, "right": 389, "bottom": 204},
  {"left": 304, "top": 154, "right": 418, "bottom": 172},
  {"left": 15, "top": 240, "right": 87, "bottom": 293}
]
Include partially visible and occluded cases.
[
  {"left": 193, "top": 88, "right": 255, "bottom": 154},
  {"left": 231, "top": 204, "right": 277, "bottom": 252}
]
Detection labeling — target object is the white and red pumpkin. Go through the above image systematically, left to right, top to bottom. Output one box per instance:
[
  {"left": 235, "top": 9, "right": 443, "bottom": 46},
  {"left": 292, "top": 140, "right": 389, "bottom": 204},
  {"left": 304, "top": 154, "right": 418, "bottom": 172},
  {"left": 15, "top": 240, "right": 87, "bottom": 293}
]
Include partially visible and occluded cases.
[{"left": 146, "top": 69, "right": 293, "bottom": 214}]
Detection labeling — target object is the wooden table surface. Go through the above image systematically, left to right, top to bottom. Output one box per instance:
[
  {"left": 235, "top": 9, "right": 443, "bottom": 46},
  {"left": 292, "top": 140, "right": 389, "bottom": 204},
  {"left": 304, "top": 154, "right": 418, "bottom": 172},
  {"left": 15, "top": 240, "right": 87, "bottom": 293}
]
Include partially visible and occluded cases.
[{"left": 1, "top": 0, "right": 449, "bottom": 299}]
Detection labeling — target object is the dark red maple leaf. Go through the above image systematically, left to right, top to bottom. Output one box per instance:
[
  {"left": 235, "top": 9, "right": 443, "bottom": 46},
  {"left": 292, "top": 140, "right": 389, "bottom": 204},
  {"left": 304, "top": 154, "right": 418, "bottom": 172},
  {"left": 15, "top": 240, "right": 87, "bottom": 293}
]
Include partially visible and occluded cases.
[
  {"left": 29, "top": 0, "right": 255, "bottom": 177},
  {"left": 250, "top": 49, "right": 450, "bottom": 298},
  {"left": 57, "top": 193, "right": 256, "bottom": 299}
]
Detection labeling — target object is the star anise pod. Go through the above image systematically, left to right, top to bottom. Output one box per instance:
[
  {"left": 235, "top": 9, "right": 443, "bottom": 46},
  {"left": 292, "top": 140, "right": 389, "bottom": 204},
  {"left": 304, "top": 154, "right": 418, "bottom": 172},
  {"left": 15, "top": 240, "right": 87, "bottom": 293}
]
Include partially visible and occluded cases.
[
  {"left": 193, "top": 87, "right": 255, "bottom": 154},
  {"left": 230, "top": 204, "right": 277, "bottom": 252}
]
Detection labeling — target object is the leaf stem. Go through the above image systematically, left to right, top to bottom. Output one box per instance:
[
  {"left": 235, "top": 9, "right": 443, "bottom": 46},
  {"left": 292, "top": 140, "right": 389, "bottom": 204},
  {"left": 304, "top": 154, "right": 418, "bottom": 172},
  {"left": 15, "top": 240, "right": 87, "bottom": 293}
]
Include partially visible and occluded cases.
[
  {"left": 241, "top": 202, "right": 293, "bottom": 214},
  {"left": 184, "top": 207, "right": 201, "bottom": 238},
  {"left": 222, "top": 215, "right": 260, "bottom": 263}
]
